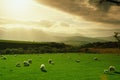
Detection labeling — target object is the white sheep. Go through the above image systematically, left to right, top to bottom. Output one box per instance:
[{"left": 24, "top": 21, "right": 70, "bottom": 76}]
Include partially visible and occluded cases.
[
  {"left": 1, "top": 56, "right": 7, "bottom": 60},
  {"left": 94, "top": 57, "right": 98, "bottom": 61},
  {"left": 28, "top": 59, "right": 32, "bottom": 64},
  {"left": 48, "top": 59, "right": 54, "bottom": 65},
  {"left": 48, "top": 59, "right": 52, "bottom": 64},
  {"left": 75, "top": 60, "right": 80, "bottom": 63},
  {"left": 23, "top": 61, "right": 30, "bottom": 67},
  {"left": 51, "top": 61, "right": 54, "bottom": 65},
  {"left": 16, "top": 63, "right": 21, "bottom": 67},
  {"left": 40, "top": 64, "right": 47, "bottom": 72},
  {"left": 40, "top": 64, "right": 45, "bottom": 68},
  {"left": 109, "top": 66, "right": 116, "bottom": 72},
  {"left": 104, "top": 69, "right": 109, "bottom": 74}
]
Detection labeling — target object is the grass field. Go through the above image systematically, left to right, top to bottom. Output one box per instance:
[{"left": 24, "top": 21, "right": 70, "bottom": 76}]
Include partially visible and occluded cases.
[{"left": 0, "top": 53, "right": 120, "bottom": 80}]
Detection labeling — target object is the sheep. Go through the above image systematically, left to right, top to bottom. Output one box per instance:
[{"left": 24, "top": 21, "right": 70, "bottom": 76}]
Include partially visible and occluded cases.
[
  {"left": 1, "top": 56, "right": 7, "bottom": 60},
  {"left": 93, "top": 57, "right": 98, "bottom": 61},
  {"left": 28, "top": 59, "right": 32, "bottom": 64},
  {"left": 48, "top": 59, "right": 54, "bottom": 65},
  {"left": 48, "top": 59, "right": 52, "bottom": 64},
  {"left": 75, "top": 60, "right": 80, "bottom": 63},
  {"left": 23, "top": 61, "right": 30, "bottom": 67},
  {"left": 51, "top": 61, "right": 54, "bottom": 65},
  {"left": 16, "top": 63, "right": 21, "bottom": 67},
  {"left": 40, "top": 64, "right": 47, "bottom": 72},
  {"left": 40, "top": 64, "right": 45, "bottom": 69},
  {"left": 104, "top": 66, "right": 116, "bottom": 74},
  {"left": 108, "top": 66, "right": 120, "bottom": 74},
  {"left": 109, "top": 66, "right": 116, "bottom": 72},
  {"left": 104, "top": 69, "right": 109, "bottom": 74}
]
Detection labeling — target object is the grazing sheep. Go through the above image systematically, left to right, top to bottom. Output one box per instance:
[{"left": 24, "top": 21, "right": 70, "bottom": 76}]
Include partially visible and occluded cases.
[
  {"left": 1, "top": 56, "right": 7, "bottom": 60},
  {"left": 94, "top": 57, "right": 98, "bottom": 61},
  {"left": 28, "top": 59, "right": 32, "bottom": 64},
  {"left": 48, "top": 59, "right": 54, "bottom": 65},
  {"left": 48, "top": 59, "right": 52, "bottom": 64},
  {"left": 75, "top": 60, "right": 80, "bottom": 63},
  {"left": 23, "top": 61, "right": 30, "bottom": 67},
  {"left": 51, "top": 61, "right": 54, "bottom": 65},
  {"left": 16, "top": 63, "right": 21, "bottom": 67},
  {"left": 40, "top": 64, "right": 47, "bottom": 72},
  {"left": 104, "top": 66, "right": 117, "bottom": 74},
  {"left": 109, "top": 66, "right": 116, "bottom": 72},
  {"left": 104, "top": 69, "right": 109, "bottom": 74}
]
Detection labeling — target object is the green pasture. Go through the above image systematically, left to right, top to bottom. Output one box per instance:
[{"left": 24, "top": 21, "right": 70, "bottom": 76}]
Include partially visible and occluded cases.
[{"left": 0, "top": 53, "right": 120, "bottom": 80}]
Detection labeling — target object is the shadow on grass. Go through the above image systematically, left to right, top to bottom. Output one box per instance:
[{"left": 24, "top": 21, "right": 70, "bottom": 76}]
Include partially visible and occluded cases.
[
  {"left": 105, "top": 71, "right": 120, "bottom": 75},
  {"left": 114, "top": 71, "right": 120, "bottom": 74}
]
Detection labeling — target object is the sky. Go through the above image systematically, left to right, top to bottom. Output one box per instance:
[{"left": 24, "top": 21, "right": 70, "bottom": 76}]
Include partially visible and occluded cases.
[{"left": 0, "top": 0, "right": 120, "bottom": 41}]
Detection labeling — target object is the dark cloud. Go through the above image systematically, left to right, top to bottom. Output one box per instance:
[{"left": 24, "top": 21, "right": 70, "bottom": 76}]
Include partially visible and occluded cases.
[
  {"left": 36, "top": 0, "right": 120, "bottom": 25},
  {"left": 89, "top": 0, "right": 113, "bottom": 11}
]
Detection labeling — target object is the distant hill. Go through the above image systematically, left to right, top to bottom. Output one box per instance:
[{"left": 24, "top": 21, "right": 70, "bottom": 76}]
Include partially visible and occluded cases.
[
  {"left": 0, "top": 35, "right": 117, "bottom": 47},
  {"left": 59, "top": 36, "right": 111, "bottom": 46},
  {"left": 95, "top": 36, "right": 117, "bottom": 42}
]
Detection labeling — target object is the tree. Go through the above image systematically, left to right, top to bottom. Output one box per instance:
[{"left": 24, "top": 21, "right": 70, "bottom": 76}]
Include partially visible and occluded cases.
[
  {"left": 114, "top": 32, "right": 120, "bottom": 49},
  {"left": 114, "top": 32, "right": 120, "bottom": 42}
]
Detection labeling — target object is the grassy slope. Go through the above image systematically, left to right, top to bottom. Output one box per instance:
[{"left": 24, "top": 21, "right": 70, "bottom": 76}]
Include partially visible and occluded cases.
[
  {"left": 62, "top": 36, "right": 108, "bottom": 46},
  {"left": 0, "top": 53, "right": 120, "bottom": 80}
]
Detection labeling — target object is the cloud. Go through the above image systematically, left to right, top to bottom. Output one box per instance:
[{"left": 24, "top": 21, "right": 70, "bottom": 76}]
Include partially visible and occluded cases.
[
  {"left": 36, "top": 0, "right": 120, "bottom": 26},
  {"left": 0, "top": 16, "right": 119, "bottom": 38},
  {"left": 0, "top": 18, "right": 72, "bottom": 28},
  {"left": 0, "top": 18, "right": 54, "bottom": 27},
  {"left": 38, "top": 20, "right": 54, "bottom": 27},
  {"left": 0, "top": 27, "right": 5, "bottom": 38},
  {"left": 0, "top": 27, "right": 58, "bottom": 41},
  {"left": 0, "top": 29, "right": 4, "bottom": 35}
]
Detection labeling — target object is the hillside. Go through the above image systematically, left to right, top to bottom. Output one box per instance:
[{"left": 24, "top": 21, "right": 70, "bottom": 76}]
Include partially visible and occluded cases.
[
  {"left": 0, "top": 35, "right": 116, "bottom": 47},
  {"left": 61, "top": 36, "right": 109, "bottom": 46},
  {"left": 95, "top": 36, "right": 117, "bottom": 42},
  {"left": 0, "top": 40, "right": 80, "bottom": 54}
]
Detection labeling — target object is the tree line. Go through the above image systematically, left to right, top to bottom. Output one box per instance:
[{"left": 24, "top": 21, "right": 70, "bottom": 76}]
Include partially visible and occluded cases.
[{"left": 0, "top": 42, "right": 80, "bottom": 54}]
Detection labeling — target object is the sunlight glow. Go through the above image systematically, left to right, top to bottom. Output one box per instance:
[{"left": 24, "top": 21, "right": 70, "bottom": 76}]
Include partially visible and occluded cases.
[
  {"left": 1, "top": 0, "right": 70, "bottom": 21},
  {"left": 2, "top": 0, "right": 33, "bottom": 19},
  {"left": 8, "top": 0, "right": 29, "bottom": 10},
  {"left": 3, "top": 24, "right": 36, "bottom": 30}
]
